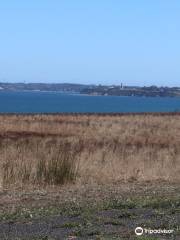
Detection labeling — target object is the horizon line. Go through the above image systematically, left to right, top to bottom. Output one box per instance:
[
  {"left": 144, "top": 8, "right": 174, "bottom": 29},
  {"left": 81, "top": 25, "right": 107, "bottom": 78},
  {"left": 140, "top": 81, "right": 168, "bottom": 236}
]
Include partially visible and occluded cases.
[{"left": 0, "top": 81, "right": 179, "bottom": 88}]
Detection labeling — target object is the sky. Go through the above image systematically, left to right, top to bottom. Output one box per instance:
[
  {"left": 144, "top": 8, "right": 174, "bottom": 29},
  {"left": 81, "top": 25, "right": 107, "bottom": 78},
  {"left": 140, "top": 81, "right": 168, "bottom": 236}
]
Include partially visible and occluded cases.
[{"left": 0, "top": 0, "right": 180, "bottom": 86}]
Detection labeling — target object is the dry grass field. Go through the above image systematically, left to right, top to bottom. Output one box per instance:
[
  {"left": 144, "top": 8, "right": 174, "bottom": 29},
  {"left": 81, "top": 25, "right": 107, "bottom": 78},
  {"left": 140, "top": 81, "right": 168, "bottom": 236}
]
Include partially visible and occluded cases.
[
  {"left": 0, "top": 113, "right": 180, "bottom": 188},
  {"left": 0, "top": 114, "right": 180, "bottom": 239}
]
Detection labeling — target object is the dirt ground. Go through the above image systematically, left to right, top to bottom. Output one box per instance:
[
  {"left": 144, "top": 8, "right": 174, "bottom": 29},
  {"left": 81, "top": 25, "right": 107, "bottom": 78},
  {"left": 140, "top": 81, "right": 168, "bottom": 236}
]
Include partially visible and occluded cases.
[{"left": 0, "top": 181, "right": 179, "bottom": 240}]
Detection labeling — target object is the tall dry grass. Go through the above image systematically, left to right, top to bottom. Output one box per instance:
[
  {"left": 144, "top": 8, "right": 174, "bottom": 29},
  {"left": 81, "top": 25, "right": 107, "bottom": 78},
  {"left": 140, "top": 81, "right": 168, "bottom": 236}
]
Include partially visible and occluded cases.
[
  {"left": 0, "top": 114, "right": 180, "bottom": 188},
  {"left": 0, "top": 140, "right": 79, "bottom": 186}
]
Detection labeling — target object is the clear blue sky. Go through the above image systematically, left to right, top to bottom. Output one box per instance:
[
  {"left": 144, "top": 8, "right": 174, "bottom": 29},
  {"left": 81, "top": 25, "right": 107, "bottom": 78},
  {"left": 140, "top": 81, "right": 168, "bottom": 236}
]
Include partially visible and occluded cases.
[{"left": 0, "top": 0, "right": 180, "bottom": 86}]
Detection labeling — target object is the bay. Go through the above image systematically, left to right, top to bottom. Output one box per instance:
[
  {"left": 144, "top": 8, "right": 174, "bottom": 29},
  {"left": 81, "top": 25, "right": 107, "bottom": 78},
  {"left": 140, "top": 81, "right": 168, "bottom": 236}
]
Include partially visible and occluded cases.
[{"left": 0, "top": 91, "right": 180, "bottom": 113}]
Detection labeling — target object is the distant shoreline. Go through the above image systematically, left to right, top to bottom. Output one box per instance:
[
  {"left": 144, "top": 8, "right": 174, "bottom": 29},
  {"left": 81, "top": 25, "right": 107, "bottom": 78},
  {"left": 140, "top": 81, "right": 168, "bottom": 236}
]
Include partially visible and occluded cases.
[
  {"left": 0, "top": 82, "right": 180, "bottom": 97},
  {"left": 0, "top": 89, "right": 180, "bottom": 98}
]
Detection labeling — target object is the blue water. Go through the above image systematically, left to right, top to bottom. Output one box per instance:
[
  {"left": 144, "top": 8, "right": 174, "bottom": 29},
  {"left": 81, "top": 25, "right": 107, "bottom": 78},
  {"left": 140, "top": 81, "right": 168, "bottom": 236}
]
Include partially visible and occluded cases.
[{"left": 0, "top": 91, "right": 180, "bottom": 113}]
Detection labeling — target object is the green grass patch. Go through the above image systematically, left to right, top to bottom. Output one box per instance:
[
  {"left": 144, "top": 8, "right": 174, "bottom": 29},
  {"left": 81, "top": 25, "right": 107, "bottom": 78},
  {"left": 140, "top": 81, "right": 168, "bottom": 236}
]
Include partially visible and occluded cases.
[{"left": 61, "top": 221, "right": 81, "bottom": 229}]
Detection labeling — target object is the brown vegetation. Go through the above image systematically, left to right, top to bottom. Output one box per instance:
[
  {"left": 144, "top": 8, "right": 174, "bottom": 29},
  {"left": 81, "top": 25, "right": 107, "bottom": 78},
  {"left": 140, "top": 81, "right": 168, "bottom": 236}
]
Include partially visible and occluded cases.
[{"left": 0, "top": 114, "right": 180, "bottom": 188}]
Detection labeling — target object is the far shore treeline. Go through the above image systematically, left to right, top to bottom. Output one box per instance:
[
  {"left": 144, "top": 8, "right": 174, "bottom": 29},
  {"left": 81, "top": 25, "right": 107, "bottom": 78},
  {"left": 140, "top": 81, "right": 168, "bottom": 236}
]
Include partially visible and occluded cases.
[{"left": 0, "top": 82, "right": 180, "bottom": 97}]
